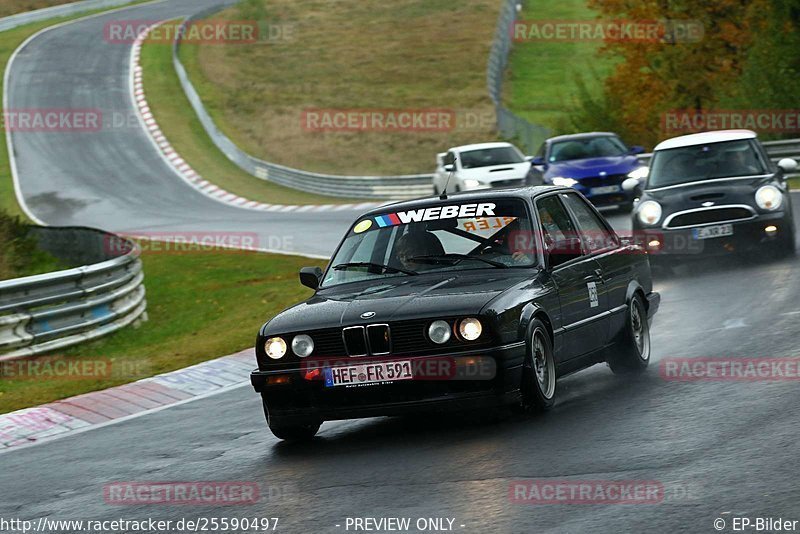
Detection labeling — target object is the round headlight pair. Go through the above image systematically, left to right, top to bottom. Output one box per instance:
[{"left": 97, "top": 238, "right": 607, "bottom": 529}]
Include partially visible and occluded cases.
[
  {"left": 755, "top": 185, "right": 783, "bottom": 211},
  {"left": 637, "top": 201, "right": 662, "bottom": 226},
  {"left": 428, "top": 318, "right": 483, "bottom": 344},
  {"left": 264, "top": 334, "right": 314, "bottom": 359}
]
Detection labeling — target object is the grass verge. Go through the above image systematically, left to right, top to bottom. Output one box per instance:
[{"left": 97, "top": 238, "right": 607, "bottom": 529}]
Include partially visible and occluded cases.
[
  {"left": 0, "top": 0, "right": 75, "bottom": 19},
  {"left": 181, "top": 0, "right": 500, "bottom": 175},
  {"left": 505, "top": 0, "right": 618, "bottom": 134},
  {"left": 140, "top": 22, "right": 368, "bottom": 205},
  {"left": 0, "top": 246, "right": 323, "bottom": 413}
]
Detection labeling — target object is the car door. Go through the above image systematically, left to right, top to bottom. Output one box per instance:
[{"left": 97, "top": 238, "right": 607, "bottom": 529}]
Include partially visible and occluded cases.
[
  {"left": 560, "top": 192, "right": 629, "bottom": 339},
  {"left": 535, "top": 194, "right": 609, "bottom": 359}
]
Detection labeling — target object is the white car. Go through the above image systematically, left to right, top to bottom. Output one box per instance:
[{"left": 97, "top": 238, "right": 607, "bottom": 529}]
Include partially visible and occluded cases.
[{"left": 433, "top": 142, "right": 532, "bottom": 194}]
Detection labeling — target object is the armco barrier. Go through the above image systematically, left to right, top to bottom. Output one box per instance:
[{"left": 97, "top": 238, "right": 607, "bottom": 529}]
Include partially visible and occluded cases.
[
  {"left": 0, "top": 0, "right": 144, "bottom": 32},
  {"left": 170, "top": 7, "right": 433, "bottom": 200},
  {"left": 0, "top": 227, "right": 147, "bottom": 361}
]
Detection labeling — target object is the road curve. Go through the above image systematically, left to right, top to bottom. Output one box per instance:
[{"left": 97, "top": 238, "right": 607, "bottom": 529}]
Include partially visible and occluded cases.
[{"left": 5, "top": 0, "right": 361, "bottom": 258}]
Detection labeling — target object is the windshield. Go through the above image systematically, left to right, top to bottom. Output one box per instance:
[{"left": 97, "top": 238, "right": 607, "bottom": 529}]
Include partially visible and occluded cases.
[
  {"left": 549, "top": 136, "right": 628, "bottom": 162},
  {"left": 648, "top": 139, "right": 768, "bottom": 188},
  {"left": 459, "top": 147, "right": 524, "bottom": 169},
  {"left": 322, "top": 199, "right": 536, "bottom": 287}
]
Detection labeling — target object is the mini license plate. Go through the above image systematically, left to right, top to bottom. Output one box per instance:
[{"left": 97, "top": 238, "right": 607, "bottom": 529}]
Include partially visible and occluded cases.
[
  {"left": 589, "top": 185, "right": 621, "bottom": 195},
  {"left": 692, "top": 224, "right": 734, "bottom": 240},
  {"left": 324, "top": 361, "right": 413, "bottom": 387}
]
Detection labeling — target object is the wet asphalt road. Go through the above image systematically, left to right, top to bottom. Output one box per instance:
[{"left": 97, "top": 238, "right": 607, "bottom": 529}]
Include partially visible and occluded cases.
[{"left": 3, "top": 1, "right": 800, "bottom": 533}]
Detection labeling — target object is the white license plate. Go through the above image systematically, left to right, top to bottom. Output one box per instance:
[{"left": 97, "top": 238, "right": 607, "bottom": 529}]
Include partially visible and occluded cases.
[
  {"left": 590, "top": 185, "right": 620, "bottom": 195},
  {"left": 692, "top": 224, "right": 734, "bottom": 240},
  {"left": 324, "top": 361, "right": 413, "bottom": 387}
]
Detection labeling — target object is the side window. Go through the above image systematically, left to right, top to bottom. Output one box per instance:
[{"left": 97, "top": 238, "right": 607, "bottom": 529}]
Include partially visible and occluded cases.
[
  {"left": 560, "top": 193, "right": 618, "bottom": 252},
  {"left": 536, "top": 195, "right": 579, "bottom": 249}
]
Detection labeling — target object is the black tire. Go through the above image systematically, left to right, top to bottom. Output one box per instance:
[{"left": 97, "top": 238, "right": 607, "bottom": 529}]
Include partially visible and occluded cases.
[
  {"left": 607, "top": 294, "right": 651, "bottom": 374},
  {"left": 515, "top": 319, "right": 556, "bottom": 412},
  {"left": 262, "top": 398, "right": 319, "bottom": 441}
]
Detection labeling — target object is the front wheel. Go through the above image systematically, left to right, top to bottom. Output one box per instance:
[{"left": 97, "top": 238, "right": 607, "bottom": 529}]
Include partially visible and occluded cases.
[
  {"left": 607, "top": 294, "right": 650, "bottom": 374},
  {"left": 516, "top": 319, "right": 556, "bottom": 412}
]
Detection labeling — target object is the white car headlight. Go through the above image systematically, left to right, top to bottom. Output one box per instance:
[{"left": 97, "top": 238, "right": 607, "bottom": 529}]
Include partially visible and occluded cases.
[
  {"left": 627, "top": 166, "right": 649, "bottom": 180},
  {"left": 552, "top": 177, "right": 578, "bottom": 187},
  {"left": 462, "top": 179, "right": 482, "bottom": 189},
  {"left": 755, "top": 185, "right": 783, "bottom": 211},
  {"left": 637, "top": 201, "right": 662, "bottom": 226},
  {"left": 459, "top": 318, "right": 482, "bottom": 341},
  {"left": 428, "top": 320, "right": 451, "bottom": 344},
  {"left": 291, "top": 334, "right": 314, "bottom": 357},
  {"left": 265, "top": 337, "right": 287, "bottom": 359}
]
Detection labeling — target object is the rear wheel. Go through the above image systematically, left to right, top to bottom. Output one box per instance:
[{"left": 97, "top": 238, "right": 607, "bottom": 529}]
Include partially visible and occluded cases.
[
  {"left": 607, "top": 294, "right": 650, "bottom": 374},
  {"left": 516, "top": 319, "right": 556, "bottom": 412},
  {"left": 262, "top": 398, "right": 319, "bottom": 441}
]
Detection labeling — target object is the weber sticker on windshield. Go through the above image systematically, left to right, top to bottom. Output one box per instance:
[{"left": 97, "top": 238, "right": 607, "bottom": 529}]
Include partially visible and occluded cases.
[{"left": 370, "top": 203, "right": 496, "bottom": 228}]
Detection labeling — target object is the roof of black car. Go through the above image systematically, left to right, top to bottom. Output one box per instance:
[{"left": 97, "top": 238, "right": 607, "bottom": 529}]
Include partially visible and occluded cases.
[
  {"left": 546, "top": 132, "right": 618, "bottom": 143},
  {"left": 362, "top": 186, "right": 568, "bottom": 216}
]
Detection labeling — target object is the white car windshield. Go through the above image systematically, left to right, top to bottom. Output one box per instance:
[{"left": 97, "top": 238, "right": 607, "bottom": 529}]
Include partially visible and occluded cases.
[
  {"left": 648, "top": 139, "right": 769, "bottom": 188},
  {"left": 459, "top": 147, "right": 525, "bottom": 169},
  {"left": 322, "top": 199, "right": 537, "bottom": 287}
]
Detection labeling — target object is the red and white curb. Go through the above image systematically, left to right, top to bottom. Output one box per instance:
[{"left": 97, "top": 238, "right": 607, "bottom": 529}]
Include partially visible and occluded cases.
[
  {"left": 129, "top": 22, "right": 380, "bottom": 214},
  {"left": 0, "top": 349, "right": 256, "bottom": 452}
]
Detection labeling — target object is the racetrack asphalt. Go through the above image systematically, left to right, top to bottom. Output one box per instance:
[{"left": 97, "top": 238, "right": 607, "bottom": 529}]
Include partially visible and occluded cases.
[{"left": 4, "top": 1, "right": 800, "bottom": 532}]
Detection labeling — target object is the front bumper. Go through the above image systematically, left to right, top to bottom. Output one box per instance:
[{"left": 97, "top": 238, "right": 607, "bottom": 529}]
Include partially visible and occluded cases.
[
  {"left": 637, "top": 211, "right": 791, "bottom": 257},
  {"left": 251, "top": 343, "right": 526, "bottom": 424}
]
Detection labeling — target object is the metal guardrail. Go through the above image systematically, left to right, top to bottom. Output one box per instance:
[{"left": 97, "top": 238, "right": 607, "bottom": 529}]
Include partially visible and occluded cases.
[
  {"left": 0, "top": 0, "right": 140, "bottom": 32},
  {"left": 487, "top": 0, "right": 550, "bottom": 155},
  {"left": 171, "top": 7, "right": 434, "bottom": 200},
  {"left": 0, "top": 227, "right": 147, "bottom": 361}
]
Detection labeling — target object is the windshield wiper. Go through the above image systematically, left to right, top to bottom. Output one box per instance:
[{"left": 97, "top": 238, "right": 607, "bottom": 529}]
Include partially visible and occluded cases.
[
  {"left": 409, "top": 253, "right": 508, "bottom": 268},
  {"left": 332, "top": 262, "right": 418, "bottom": 276}
]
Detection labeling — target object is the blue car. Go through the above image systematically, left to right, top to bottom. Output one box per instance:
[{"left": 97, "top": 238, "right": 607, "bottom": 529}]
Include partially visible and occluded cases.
[{"left": 527, "top": 132, "right": 648, "bottom": 211}]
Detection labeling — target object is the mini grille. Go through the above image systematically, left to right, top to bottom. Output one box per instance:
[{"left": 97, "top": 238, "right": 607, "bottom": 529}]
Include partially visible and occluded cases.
[{"left": 667, "top": 207, "right": 754, "bottom": 228}]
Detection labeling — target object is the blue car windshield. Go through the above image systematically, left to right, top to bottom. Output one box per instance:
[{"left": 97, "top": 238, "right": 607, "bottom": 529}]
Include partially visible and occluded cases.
[{"left": 550, "top": 136, "right": 628, "bottom": 162}]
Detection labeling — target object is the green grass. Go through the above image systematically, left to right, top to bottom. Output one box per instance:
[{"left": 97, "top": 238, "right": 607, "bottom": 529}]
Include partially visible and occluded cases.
[
  {"left": 0, "top": 0, "right": 75, "bottom": 18},
  {"left": 181, "top": 0, "right": 500, "bottom": 175},
  {"left": 505, "top": 0, "right": 618, "bottom": 134},
  {"left": 140, "top": 23, "right": 367, "bottom": 205},
  {"left": 0, "top": 246, "right": 324, "bottom": 413}
]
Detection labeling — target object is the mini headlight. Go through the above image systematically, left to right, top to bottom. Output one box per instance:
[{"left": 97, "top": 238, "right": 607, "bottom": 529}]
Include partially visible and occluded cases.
[
  {"left": 627, "top": 166, "right": 649, "bottom": 180},
  {"left": 552, "top": 177, "right": 578, "bottom": 187},
  {"left": 755, "top": 185, "right": 782, "bottom": 211},
  {"left": 637, "top": 201, "right": 662, "bottom": 226},
  {"left": 459, "top": 318, "right": 483, "bottom": 341},
  {"left": 428, "top": 320, "right": 451, "bottom": 344},
  {"left": 291, "top": 334, "right": 314, "bottom": 357},
  {"left": 265, "top": 337, "right": 287, "bottom": 359}
]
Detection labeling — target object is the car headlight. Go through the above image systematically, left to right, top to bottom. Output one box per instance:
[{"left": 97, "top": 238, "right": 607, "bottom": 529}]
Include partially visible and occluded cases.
[
  {"left": 627, "top": 166, "right": 649, "bottom": 180},
  {"left": 552, "top": 177, "right": 578, "bottom": 187},
  {"left": 462, "top": 179, "right": 482, "bottom": 189},
  {"left": 755, "top": 185, "right": 783, "bottom": 211},
  {"left": 637, "top": 201, "right": 662, "bottom": 226},
  {"left": 459, "top": 318, "right": 482, "bottom": 341},
  {"left": 428, "top": 320, "right": 451, "bottom": 344},
  {"left": 291, "top": 334, "right": 314, "bottom": 357},
  {"left": 264, "top": 337, "right": 287, "bottom": 359}
]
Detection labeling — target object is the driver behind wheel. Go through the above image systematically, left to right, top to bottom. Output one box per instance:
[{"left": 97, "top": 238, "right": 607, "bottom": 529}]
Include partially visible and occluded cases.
[{"left": 394, "top": 231, "right": 445, "bottom": 270}]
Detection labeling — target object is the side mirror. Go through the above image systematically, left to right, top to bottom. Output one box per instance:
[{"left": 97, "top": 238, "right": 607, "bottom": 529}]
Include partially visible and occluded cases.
[
  {"left": 629, "top": 145, "right": 645, "bottom": 155},
  {"left": 524, "top": 155, "right": 534, "bottom": 162},
  {"left": 531, "top": 156, "right": 546, "bottom": 166},
  {"left": 778, "top": 158, "right": 798, "bottom": 173},
  {"left": 443, "top": 164, "right": 454, "bottom": 172},
  {"left": 622, "top": 177, "right": 641, "bottom": 192},
  {"left": 548, "top": 237, "right": 583, "bottom": 268},
  {"left": 299, "top": 266, "right": 323, "bottom": 290}
]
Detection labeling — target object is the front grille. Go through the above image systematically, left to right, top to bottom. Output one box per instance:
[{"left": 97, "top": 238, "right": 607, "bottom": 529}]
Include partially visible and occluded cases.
[
  {"left": 579, "top": 173, "right": 626, "bottom": 189},
  {"left": 666, "top": 206, "right": 755, "bottom": 228},
  {"left": 366, "top": 324, "right": 391, "bottom": 354},
  {"left": 343, "top": 326, "right": 368, "bottom": 356},
  {"left": 311, "top": 328, "right": 347, "bottom": 357}
]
